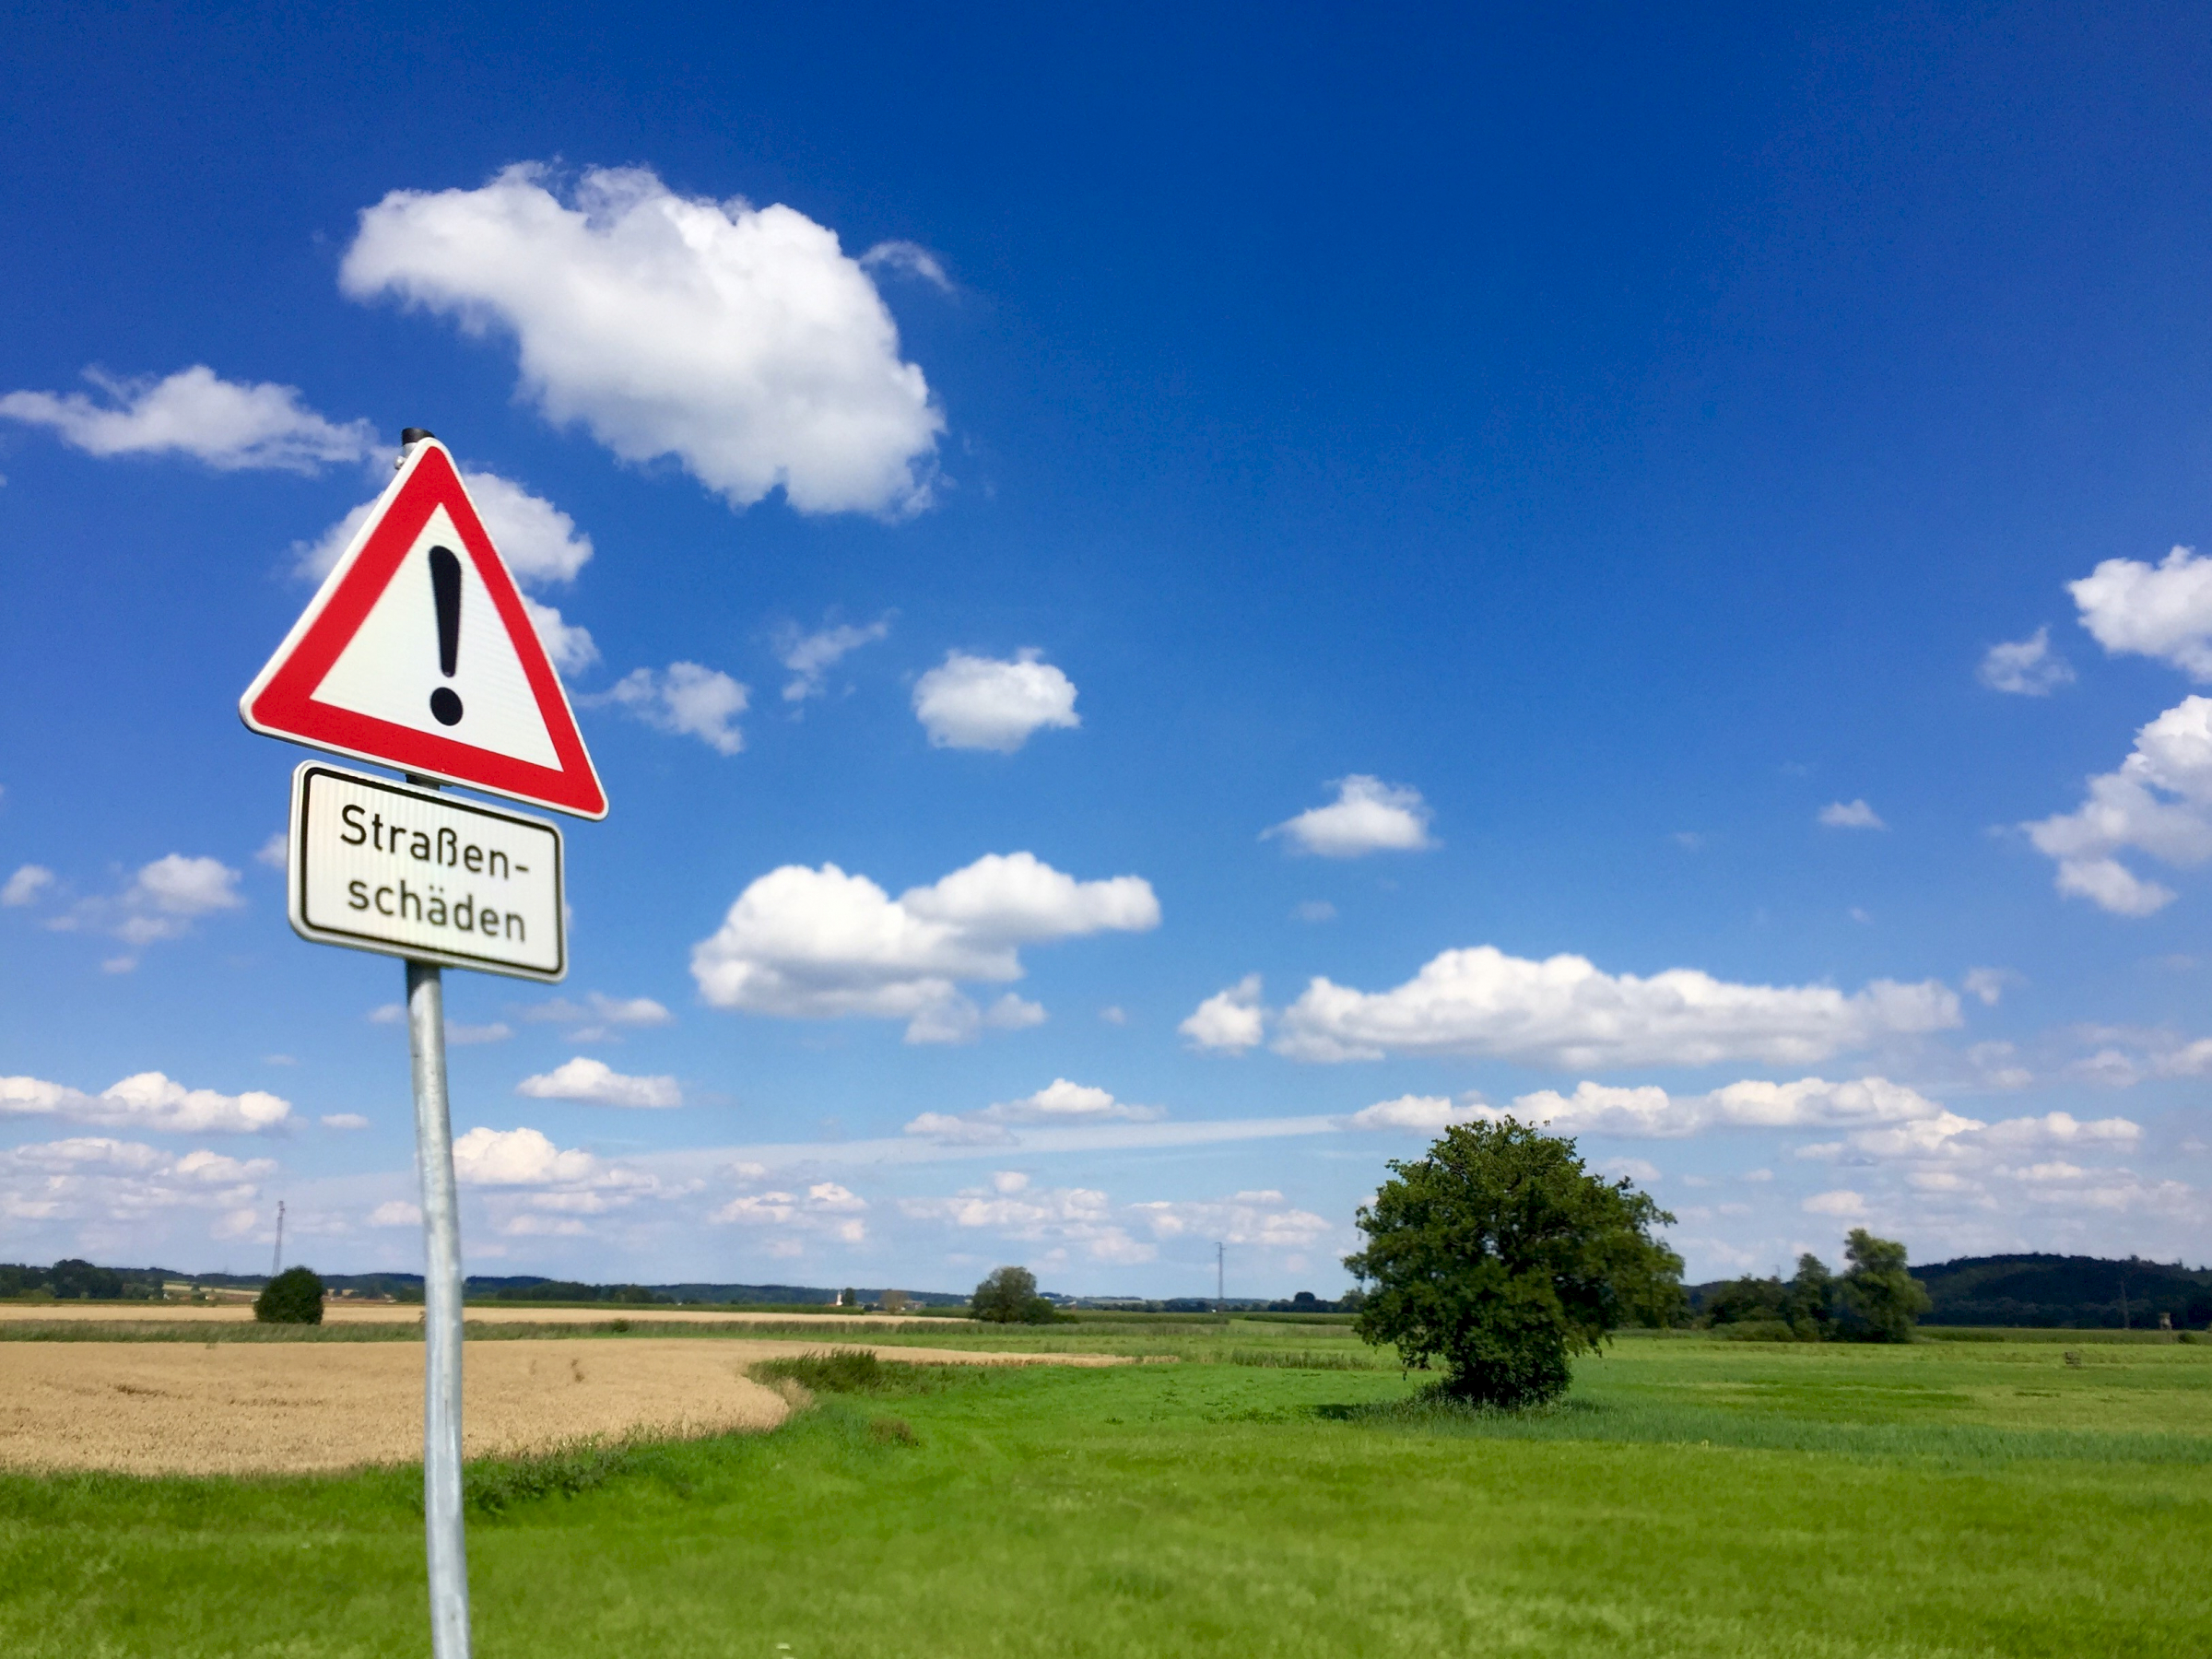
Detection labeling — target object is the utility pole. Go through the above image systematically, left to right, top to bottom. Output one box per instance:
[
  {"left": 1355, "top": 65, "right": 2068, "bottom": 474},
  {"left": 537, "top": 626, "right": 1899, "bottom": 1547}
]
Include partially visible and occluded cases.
[
  {"left": 270, "top": 1201, "right": 286, "bottom": 1279},
  {"left": 1216, "top": 1241, "right": 1225, "bottom": 1312}
]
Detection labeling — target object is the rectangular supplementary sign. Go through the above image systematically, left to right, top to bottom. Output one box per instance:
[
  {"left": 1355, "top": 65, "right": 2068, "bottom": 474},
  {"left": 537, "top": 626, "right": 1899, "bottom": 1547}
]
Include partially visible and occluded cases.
[{"left": 288, "top": 761, "right": 565, "bottom": 982}]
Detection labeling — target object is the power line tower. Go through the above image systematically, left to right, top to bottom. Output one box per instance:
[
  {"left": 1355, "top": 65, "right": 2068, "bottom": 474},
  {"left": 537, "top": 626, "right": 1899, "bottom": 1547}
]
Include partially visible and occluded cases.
[{"left": 270, "top": 1201, "right": 286, "bottom": 1280}]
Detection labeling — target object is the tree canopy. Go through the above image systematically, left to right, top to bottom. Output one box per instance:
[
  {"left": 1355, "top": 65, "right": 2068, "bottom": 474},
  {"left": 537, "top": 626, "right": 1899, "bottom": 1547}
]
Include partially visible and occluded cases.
[
  {"left": 1344, "top": 1119, "right": 1682, "bottom": 1406},
  {"left": 1841, "top": 1228, "right": 1931, "bottom": 1342},
  {"left": 254, "top": 1265, "right": 324, "bottom": 1324},
  {"left": 970, "top": 1265, "right": 1056, "bottom": 1324}
]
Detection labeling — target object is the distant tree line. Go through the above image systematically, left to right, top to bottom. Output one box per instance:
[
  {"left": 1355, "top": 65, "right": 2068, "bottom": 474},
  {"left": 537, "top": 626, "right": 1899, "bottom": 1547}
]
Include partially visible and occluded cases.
[
  {"left": 1694, "top": 1230, "right": 1932, "bottom": 1342},
  {"left": 0, "top": 1259, "right": 166, "bottom": 1300}
]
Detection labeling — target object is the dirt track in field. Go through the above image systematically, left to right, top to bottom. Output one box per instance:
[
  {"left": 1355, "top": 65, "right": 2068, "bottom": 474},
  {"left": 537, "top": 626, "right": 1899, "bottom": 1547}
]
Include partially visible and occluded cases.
[
  {"left": 0, "top": 1302, "right": 968, "bottom": 1329},
  {"left": 0, "top": 1338, "right": 1120, "bottom": 1476}
]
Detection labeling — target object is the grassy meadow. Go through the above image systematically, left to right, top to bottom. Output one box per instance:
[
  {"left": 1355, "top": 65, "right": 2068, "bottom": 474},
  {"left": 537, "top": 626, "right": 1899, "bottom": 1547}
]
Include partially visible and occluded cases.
[{"left": 0, "top": 1316, "right": 2205, "bottom": 1657}]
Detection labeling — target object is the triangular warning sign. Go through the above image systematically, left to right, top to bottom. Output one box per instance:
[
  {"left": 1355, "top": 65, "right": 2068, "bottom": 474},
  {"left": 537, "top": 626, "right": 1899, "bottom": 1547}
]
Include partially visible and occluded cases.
[{"left": 241, "top": 440, "right": 608, "bottom": 818}]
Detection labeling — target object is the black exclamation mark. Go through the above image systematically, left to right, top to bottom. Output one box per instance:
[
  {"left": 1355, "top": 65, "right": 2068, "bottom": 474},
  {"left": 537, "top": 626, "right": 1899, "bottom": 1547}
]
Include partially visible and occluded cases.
[{"left": 428, "top": 546, "right": 464, "bottom": 726}]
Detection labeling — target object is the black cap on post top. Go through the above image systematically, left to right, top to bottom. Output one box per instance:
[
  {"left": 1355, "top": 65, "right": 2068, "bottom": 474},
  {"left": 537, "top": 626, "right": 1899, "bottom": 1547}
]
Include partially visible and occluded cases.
[{"left": 400, "top": 427, "right": 435, "bottom": 445}]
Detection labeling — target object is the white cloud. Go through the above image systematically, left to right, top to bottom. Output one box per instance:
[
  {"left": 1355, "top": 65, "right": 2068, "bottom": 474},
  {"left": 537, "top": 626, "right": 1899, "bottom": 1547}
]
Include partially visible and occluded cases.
[
  {"left": 341, "top": 164, "right": 943, "bottom": 515},
  {"left": 859, "top": 241, "right": 953, "bottom": 291},
  {"left": 0, "top": 365, "right": 374, "bottom": 472},
  {"left": 2070, "top": 545, "right": 2212, "bottom": 678},
  {"left": 519, "top": 596, "right": 599, "bottom": 675},
  {"left": 779, "top": 617, "right": 891, "bottom": 702},
  {"left": 1979, "top": 627, "right": 2075, "bottom": 695},
  {"left": 912, "top": 650, "right": 1080, "bottom": 752},
  {"left": 597, "top": 663, "right": 749, "bottom": 756},
  {"left": 2022, "top": 694, "right": 2212, "bottom": 915},
  {"left": 1265, "top": 776, "right": 1436, "bottom": 857},
  {"left": 1818, "top": 799, "right": 1886, "bottom": 830},
  {"left": 253, "top": 833, "right": 288, "bottom": 871},
  {"left": 689, "top": 851, "right": 1158, "bottom": 1041},
  {"left": 52, "top": 853, "right": 247, "bottom": 967},
  {"left": 2, "top": 865, "right": 53, "bottom": 907},
  {"left": 1292, "top": 900, "right": 1337, "bottom": 923},
  {"left": 1274, "top": 946, "right": 1960, "bottom": 1068},
  {"left": 1961, "top": 967, "right": 2019, "bottom": 1006},
  {"left": 1179, "top": 974, "right": 1266, "bottom": 1053},
  {"left": 905, "top": 992, "right": 1050, "bottom": 1044},
  {"left": 522, "top": 993, "right": 676, "bottom": 1042},
  {"left": 446, "top": 1022, "right": 513, "bottom": 1046},
  {"left": 515, "top": 1056, "right": 681, "bottom": 1109},
  {"left": 0, "top": 1072, "right": 290, "bottom": 1134},
  {"left": 1496, "top": 1075, "right": 1947, "bottom": 1138},
  {"left": 902, "top": 1078, "right": 1162, "bottom": 1143},
  {"left": 1345, "top": 1094, "right": 1483, "bottom": 1133},
  {"left": 321, "top": 1113, "right": 370, "bottom": 1131},
  {"left": 451, "top": 1126, "right": 597, "bottom": 1186},
  {"left": 0, "top": 1136, "right": 278, "bottom": 1233},
  {"left": 1602, "top": 1158, "right": 1663, "bottom": 1183},
  {"left": 711, "top": 1178, "right": 869, "bottom": 1244},
  {"left": 900, "top": 1182, "right": 1147, "bottom": 1264},
  {"left": 1803, "top": 1189, "right": 1867, "bottom": 1217},
  {"left": 1128, "top": 1191, "right": 1335, "bottom": 1251},
  {"left": 369, "top": 1200, "right": 420, "bottom": 1228}
]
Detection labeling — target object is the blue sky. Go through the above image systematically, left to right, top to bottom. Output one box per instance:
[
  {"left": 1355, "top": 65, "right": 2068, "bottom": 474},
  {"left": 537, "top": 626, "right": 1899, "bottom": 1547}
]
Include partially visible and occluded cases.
[{"left": 4, "top": 5, "right": 2211, "bottom": 1295}]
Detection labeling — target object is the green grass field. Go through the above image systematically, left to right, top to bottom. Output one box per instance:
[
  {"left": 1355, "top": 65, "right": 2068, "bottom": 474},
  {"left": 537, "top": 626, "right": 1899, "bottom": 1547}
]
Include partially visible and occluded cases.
[{"left": 0, "top": 1320, "right": 2206, "bottom": 1656}]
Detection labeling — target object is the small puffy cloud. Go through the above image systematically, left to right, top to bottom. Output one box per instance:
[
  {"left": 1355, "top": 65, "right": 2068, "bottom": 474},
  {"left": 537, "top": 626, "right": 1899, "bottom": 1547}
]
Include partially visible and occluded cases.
[
  {"left": 341, "top": 164, "right": 943, "bottom": 515},
  {"left": 860, "top": 241, "right": 952, "bottom": 291},
  {"left": 0, "top": 365, "right": 374, "bottom": 472},
  {"left": 2070, "top": 545, "right": 2212, "bottom": 679},
  {"left": 518, "top": 596, "right": 599, "bottom": 676},
  {"left": 779, "top": 617, "right": 891, "bottom": 702},
  {"left": 1978, "top": 627, "right": 2075, "bottom": 696},
  {"left": 912, "top": 650, "right": 1080, "bottom": 752},
  {"left": 597, "top": 663, "right": 748, "bottom": 755},
  {"left": 2022, "top": 694, "right": 2212, "bottom": 915},
  {"left": 1265, "top": 776, "right": 1435, "bottom": 858},
  {"left": 1818, "top": 799, "right": 1886, "bottom": 830},
  {"left": 254, "top": 834, "right": 288, "bottom": 871},
  {"left": 689, "top": 851, "right": 1158, "bottom": 1041},
  {"left": 54, "top": 854, "right": 247, "bottom": 967},
  {"left": 2, "top": 865, "right": 53, "bottom": 907},
  {"left": 1292, "top": 900, "right": 1337, "bottom": 923},
  {"left": 1274, "top": 946, "right": 1960, "bottom": 1068},
  {"left": 1961, "top": 967, "right": 2019, "bottom": 1007},
  {"left": 1179, "top": 975, "right": 1266, "bottom": 1053},
  {"left": 905, "top": 992, "right": 1048, "bottom": 1045},
  {"left": 523, "top": 993, "right": 676, "bottom": 1042},
  {"left": 446, "top": 1022, "right": 513, "bottom": 1046},
  {"left": 515, "top": 1057, "right": 681, "bottom": 1109},
  {"left": 0, "top": 1071, "right": 290, "bottom": 1134},
  {"left": 903, "top": 1078, "right": 1162, "bottom": 1142},
  {"left": 1345, "top": 1094, "right": 1484, "bottom": 1133},
  {"left": 321, "top": 1113, "right": 370, "bottom": 1131},
  {"left": 451, "top": 1125, "right": 597, "bottom": 1186},
  {"left": 0, "top": 1136, "right": 279, "bottom": 1234},
  {"left": 711, "top": 1178, "right": 869, "bottom": 1244},
  {"left": 900, "top": 1182, "right": 1147, "bottom": 1264},
  {"left": 1128, "top": 1190, "right": 1335, "bottom": 1251},
  {"left": 1803, "top": 1190, "right": 1867, "bottom": 1217},
  {"left": 369, "top": 1200, "right": 421, "bottom": 1227}
]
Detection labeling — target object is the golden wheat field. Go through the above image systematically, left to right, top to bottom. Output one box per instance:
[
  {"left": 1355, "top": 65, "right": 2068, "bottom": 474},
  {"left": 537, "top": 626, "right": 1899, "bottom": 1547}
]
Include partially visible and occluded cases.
[
  {"left": 0, "top": 1301, "right": 966, "bottom": 1327},
  {"left": 0, "top": 1338, "right": 1124, "bottom": 1476}
]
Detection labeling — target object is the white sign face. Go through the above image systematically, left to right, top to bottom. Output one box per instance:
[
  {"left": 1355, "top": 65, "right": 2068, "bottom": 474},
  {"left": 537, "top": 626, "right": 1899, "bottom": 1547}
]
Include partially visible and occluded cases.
[{"left": 287, "top": 762, "right": 565, "bottom": 981}]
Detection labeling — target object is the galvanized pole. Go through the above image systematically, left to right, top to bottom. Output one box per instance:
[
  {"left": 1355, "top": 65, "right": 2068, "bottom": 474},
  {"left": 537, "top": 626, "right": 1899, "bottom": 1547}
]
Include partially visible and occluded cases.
[{"left": 406, "top": 954, "right": 470, "bottom": 1657}]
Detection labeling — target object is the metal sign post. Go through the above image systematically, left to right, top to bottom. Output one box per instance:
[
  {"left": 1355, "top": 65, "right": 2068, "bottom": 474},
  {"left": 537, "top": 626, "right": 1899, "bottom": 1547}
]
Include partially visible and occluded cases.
[
  {"left": 238, "top": 429, "right": 607, "bottom": 1659},
  {"left": 406, "top": 950, "right": 470, "bottom": 1658}
]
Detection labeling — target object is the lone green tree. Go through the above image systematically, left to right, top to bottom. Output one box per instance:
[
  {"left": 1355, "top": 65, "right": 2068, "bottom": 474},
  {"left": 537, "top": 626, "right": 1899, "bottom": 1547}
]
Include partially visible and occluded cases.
[
  {"left": 1344, "top": 1119, "right": 1682, "bottom": 1407},
  {"left": 1840, "top": 1229, "right": 1929, "bottom": 1342},
  {"left": 254, "top": 1265, "right": 325, "bottom": 1325},
  {"left": 970, "top": 1265, "right": 1054, "bottom": 1324}
]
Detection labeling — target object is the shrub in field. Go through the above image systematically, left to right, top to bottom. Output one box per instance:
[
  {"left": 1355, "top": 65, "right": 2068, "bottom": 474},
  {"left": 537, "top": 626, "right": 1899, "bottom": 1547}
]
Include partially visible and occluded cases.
[
  {"left": 1344, "top": 1118, "right": 1681, "bottom": 1408},
  {"left": 1841, "top": 1230, "right": 1931, "bottom": 1342},
  {"left": 971, "top": 1265, "right": 1058, "bottom": 1324},
  {"left": 254, "top": 1266, "right": 324, "bottom": 1324}
]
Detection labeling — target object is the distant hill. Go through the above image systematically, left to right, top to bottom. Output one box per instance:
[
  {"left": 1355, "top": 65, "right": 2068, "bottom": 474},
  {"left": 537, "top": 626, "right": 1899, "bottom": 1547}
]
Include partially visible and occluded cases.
[{"left": 1914, "top": 1253, "right": 2212, "bottom": 1329}]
